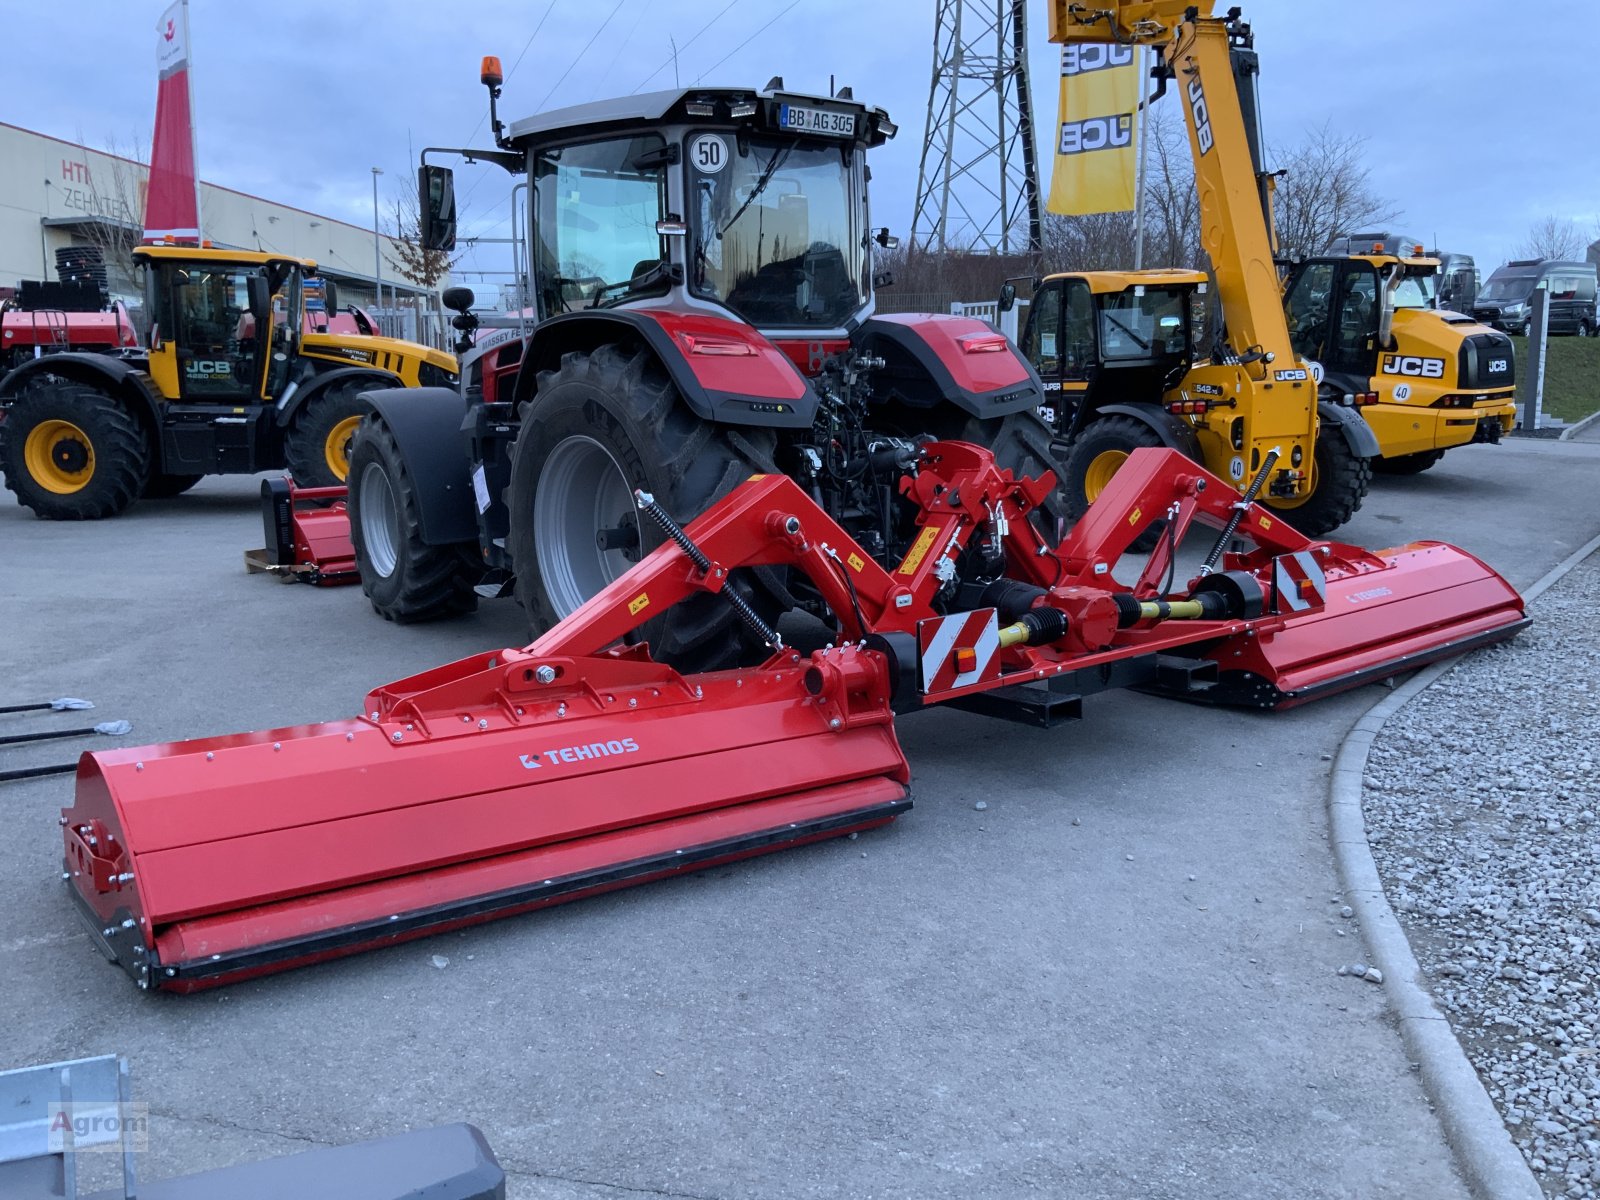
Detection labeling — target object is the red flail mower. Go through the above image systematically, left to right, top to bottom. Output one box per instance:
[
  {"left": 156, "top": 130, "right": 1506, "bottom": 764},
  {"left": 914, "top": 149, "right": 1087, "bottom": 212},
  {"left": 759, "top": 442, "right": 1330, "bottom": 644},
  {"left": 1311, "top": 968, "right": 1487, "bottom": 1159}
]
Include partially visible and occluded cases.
[{"left": 62, "top": 443, "right": 1525, "bottom": 991}]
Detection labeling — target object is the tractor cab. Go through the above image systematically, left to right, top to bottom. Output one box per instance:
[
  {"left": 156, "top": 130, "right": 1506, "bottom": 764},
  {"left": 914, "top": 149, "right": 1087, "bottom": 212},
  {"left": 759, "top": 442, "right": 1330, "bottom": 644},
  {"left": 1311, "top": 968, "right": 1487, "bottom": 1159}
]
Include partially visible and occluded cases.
[
  {"left": 420, "top": 71, "right": 898, "bottom": 360},
  {"left": 136, "top": 245, "right": 308, "bottom": 406},
  {"left": 1283, "top": 251, "right": 1444, "bottom": 391},
  {"left": 1015, "top": 270, "right": 1207, "bottom": 438}
]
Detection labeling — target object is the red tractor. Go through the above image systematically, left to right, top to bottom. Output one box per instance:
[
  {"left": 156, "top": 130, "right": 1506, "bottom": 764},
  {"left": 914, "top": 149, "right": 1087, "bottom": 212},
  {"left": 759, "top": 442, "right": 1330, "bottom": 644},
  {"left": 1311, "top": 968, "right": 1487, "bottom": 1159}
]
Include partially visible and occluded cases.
[{"left": 347, "top": 65, "right": 1068, "bottom": 670}]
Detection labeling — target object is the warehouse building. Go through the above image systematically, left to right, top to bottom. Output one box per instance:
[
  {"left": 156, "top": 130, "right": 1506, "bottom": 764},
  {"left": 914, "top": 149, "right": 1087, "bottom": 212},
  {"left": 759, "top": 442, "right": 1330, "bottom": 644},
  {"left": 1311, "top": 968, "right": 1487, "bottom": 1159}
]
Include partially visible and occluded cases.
[{"left": 0, "top": 122, "right": 444, "bottom": 343}]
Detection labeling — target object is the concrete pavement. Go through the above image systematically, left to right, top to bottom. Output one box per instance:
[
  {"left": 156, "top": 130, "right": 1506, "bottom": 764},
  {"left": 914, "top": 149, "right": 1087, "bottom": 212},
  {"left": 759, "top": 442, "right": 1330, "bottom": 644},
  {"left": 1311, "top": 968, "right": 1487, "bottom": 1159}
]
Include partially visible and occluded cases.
[{"left": 2, "top": 435, "right": 1596, "bottom": 1199}]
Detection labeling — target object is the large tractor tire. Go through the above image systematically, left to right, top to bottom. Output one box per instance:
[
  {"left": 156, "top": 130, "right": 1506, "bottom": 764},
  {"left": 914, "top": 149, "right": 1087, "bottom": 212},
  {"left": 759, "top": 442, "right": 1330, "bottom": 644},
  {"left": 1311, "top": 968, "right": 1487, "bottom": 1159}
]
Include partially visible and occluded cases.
[
  {"left": 507, "top": 343, "right": 784, "bottom": 673},
  {"left": 284, "top": 379, "right": 373, "bottom": 488},
  {"left": 0, "top": 380, "right": 149, "bottom": 520},
  {"left": 347, "top": 414, "right": 479, "bottom": 623},
  {"left": 1060, "top": 415, "right": 1168, "bottom": 552},
  {"left": 1263, "top": 428, "right": 1371, "bottom": 537},
  {"left": 1373, "top": 449, "right": 1443, "bottom": 476},
  {"left": 143, "top": 472, "right": 203, "bottom": 498}
]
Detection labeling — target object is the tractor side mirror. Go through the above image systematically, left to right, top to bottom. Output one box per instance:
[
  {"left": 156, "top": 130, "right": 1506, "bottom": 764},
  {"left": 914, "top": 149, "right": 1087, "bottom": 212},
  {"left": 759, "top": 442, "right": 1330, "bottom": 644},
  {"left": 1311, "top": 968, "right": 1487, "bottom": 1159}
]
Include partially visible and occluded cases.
[
  {"left": 419, "top": 165, "right": 457, "bottom": 253},
  {"left": 874, "top": 228, "right": 899, "bottom": 250},
  {"left": 247, "top": 273, "right": 271, "bottom": 318},
  {"left": 321, "top": 279, "right": 338, "bottom": 316},
  {"left": 998, "top": 282, "right": 1017, "bottom": 312},
  {"left": 441, "top": 286, "right": 476, "bottom": 314}
]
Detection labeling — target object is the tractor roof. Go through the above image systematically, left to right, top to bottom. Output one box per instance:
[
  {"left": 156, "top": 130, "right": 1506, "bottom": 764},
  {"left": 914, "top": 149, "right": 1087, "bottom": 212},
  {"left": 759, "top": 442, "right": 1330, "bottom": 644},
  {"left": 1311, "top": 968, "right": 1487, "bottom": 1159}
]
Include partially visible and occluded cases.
[
  {"left": 506, "top": 84, "right": 895, "bottom": 149},
  {"left": 132, "top": 245, "right": 318, "bottom": 271},
  {"left": 1044, "top": 269, "right": 1210, "bottom": 294}
]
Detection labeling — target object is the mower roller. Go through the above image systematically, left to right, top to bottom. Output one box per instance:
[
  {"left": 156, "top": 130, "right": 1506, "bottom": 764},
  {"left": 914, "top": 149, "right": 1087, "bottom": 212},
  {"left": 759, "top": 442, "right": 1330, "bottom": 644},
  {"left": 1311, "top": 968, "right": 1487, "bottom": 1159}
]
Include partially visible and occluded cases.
[{"left": 61, "top": 442, "right": 1526, "bottom": 991}]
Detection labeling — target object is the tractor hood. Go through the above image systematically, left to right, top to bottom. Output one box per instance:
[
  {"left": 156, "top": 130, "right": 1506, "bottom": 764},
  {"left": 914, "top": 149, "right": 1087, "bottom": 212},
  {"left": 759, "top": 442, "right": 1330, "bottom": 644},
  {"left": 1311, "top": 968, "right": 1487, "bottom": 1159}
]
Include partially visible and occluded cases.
[{"left": 300, "top": 332, "right": 457, "bottom": 374}]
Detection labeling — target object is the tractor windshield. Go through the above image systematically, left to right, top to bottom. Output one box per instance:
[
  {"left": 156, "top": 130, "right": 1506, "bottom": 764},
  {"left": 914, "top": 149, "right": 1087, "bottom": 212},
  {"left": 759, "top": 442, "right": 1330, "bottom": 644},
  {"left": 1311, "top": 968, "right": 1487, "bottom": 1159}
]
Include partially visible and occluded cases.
[
  {"left": 690, "top": 135, "right": 864, "bottom": 328},
  {"left": 1097, "top": 288, "right": 1189, "bottom": 361}
]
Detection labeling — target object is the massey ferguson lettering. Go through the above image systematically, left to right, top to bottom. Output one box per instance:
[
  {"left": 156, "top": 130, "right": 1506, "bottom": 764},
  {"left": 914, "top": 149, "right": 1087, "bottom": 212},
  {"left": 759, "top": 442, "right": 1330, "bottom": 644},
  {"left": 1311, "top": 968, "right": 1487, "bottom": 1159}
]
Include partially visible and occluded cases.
[
  {"left": 1061, "top": 43, "right": 1135, "bottom": 76},
  {"left": 1186, "top": 80, "right": 1214, "bottom": 154},
  {"left": 1059, "top": 115, "right": 1133, "bottom": 155},
  {"left": 1381, "top": 355, "right": 1445, "bottom": 379},
  {"left": 519, "top": 737, "right": 640, "bottom": 770}
]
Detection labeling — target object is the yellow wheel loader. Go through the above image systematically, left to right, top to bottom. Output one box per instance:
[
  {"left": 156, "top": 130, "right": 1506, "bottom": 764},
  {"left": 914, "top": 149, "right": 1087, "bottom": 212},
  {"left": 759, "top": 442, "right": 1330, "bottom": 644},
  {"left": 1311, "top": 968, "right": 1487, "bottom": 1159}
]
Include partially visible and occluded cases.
[
  {"left": 1017, "top": 2, "right": 1515, "bottom": 535},
  {"left": 0, "top": 246, "right": 457, "bottom": 519}
]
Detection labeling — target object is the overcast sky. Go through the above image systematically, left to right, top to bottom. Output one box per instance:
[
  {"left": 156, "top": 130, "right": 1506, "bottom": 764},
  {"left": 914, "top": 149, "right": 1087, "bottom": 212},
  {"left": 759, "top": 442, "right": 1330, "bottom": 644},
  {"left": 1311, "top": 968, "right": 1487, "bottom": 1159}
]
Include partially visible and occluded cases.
[{"left": 6, "top": 0, "right": 1597, "bottom": 294}]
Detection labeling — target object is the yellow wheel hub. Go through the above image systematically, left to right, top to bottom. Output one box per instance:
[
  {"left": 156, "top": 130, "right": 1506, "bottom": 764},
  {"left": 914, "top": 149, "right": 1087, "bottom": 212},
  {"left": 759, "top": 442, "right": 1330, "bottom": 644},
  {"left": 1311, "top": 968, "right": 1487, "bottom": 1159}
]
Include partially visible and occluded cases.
[
  {"left": 325, "top": 415, "right": 362, "bottom": 482},
  {"left": 24, "top": 419, "right": 95, "bottom": 495},
  {"left": 1083, "top": 449, "right": 1129, "bottom": 502}
]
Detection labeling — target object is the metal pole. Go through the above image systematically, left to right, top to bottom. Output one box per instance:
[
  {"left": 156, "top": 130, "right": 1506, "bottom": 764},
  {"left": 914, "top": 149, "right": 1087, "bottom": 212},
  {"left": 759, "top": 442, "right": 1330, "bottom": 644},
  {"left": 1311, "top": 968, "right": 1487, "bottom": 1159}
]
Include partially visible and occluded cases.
[
  {"left": 1133, "top": 45, "right": 1150, "bottom": 269},
  {"left": 371, "top": 166, "right": 383, "bottom": 322},
  {"left": 1520, "top": 284, "right": 1550, "bottom": 432}
]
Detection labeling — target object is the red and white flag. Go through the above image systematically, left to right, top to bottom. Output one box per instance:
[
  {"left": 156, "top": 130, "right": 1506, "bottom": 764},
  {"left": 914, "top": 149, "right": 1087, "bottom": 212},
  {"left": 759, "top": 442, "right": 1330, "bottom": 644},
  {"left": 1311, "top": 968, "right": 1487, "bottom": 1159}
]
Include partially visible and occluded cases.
[{"left": 144, "top": 0, "right": 202, "bottom": 242}]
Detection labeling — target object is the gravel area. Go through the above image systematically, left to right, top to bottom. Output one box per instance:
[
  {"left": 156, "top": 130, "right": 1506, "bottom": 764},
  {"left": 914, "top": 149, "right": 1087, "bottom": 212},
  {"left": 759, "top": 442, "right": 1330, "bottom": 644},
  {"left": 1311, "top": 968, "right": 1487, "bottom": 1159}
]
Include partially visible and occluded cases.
[{"left": 1365, "top": 553, "right": 1600, "bottom": 1197}]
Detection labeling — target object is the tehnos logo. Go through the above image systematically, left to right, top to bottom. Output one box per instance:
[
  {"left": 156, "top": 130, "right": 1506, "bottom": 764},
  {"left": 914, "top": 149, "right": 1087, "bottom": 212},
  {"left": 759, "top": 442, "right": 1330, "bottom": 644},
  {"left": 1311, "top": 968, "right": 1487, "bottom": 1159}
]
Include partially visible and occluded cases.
[
  {"left": 1381, "top": 355, "right": 1446, "bottom": 379},
  {"left": 519, "top": 737, "right": 640, "bottom": 771}
]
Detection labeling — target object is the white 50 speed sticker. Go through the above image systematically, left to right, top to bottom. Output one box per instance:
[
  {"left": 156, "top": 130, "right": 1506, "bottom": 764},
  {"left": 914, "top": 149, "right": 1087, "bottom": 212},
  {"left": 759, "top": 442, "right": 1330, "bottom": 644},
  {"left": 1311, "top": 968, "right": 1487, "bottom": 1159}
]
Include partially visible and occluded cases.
[{"left": 690, "top": 134, "right": 727, "bottom": 173}]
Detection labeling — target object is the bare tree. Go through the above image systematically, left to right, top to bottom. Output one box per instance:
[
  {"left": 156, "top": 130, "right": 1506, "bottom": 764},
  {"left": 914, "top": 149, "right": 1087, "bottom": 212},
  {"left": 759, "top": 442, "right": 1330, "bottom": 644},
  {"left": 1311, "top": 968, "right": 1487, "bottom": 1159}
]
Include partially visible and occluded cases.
[
  {"left": 1268, "top": 124, "right": 1397, "bottom": 259},
  {"left": 75, "top": 137, "right": 148, "bottom": 301},
  {"left": 1516, "top": 214, "right": 1586, "bottom": 261}
]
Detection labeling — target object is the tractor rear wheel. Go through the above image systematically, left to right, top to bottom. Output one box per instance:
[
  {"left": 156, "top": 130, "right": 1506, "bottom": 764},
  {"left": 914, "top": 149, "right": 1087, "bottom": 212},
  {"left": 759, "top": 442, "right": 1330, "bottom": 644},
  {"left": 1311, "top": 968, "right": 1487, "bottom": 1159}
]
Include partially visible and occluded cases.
[
  {"left": 507, "top": 343, "right": 784, "bottom": 673},
  {"left": 0, "top": 380, "right": 149, "bottom": 519},
  {"left": 284, "top": 380, "right": 374, "bottom": 488},
  {"left": 348, "top": 414, "right": 479, "bottom": 623},
  {"left": 1060, "top": 415, "right": 1169, "bottom": 552},
  {"left": 1263, "top": 427, "right": 1371, "bottom": 536},
  {"left": 1373, "top": 449, "right": 1444, "bottom": 476},
  {"left": 143, "top": 472, "right": 203, "bottom": 498}
]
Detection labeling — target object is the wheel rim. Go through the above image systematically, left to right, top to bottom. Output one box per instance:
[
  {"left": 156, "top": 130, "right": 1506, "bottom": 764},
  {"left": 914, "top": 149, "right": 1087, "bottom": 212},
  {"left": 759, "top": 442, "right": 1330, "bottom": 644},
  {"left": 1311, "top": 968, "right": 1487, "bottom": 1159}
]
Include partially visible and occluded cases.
[
  {"left": 325, "top": 415, "right": 363, "bottom": 481},
  {"left": 24, "top": 419, "right": 95, "bottom": 495},
  {"left": 535, "top": 435, "right": 638, "bottom": 619},
  {"left": 1082, "top": 449, "right": 1128, "bottom": 502},
  {"left": 359, "top": 461, "right": 401, "bottom": 578}
]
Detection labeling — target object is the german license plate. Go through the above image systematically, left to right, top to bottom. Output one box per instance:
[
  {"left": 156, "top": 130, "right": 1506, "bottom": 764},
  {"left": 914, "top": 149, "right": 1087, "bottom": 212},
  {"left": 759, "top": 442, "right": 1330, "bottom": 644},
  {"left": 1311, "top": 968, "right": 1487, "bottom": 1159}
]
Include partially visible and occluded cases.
[{"left": 778, "top": 104, "right": 856, "bottom": 138}]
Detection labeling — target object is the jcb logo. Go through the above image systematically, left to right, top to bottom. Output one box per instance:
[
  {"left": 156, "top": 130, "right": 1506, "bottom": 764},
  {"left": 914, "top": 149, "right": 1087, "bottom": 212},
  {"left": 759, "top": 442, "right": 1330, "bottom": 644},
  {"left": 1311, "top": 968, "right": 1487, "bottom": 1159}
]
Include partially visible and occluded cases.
[
  {"left": 1061, "top": 43, "right": 1135, "bottom": 77},
  {"left": 1186, "top": 80, "right": 1214, "bottom": 155},
  {"left": 1059, "top": 115, "right": 1133, "bottom": 156},
  {"left": 1380, "top": 355, "right": 1445, "bottom": 379},
  {"left": 1488, "top": 358, "right": 1509, "bottom": 374},
  {"left": 185, "top": 360, "right": 231, "bottom": 376}
]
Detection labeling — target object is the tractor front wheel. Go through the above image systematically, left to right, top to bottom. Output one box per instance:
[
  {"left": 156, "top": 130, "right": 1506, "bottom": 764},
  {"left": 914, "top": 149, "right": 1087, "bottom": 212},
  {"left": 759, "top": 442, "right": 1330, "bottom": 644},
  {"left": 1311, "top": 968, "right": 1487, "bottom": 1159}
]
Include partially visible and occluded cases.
[
  {"left": 507, "top": 343, "right": 785, "bottom": 672},
  {"left": 284, "top": 380, "right": 374, "bottom": 488},
  {"left": 0, "top": 381, "right": 149, "bottom": 519},
  {"left": 348, "top": 414, "right": 479, "bottom": 623},
  {"left": 1060, "top": 415, "right": 1168, "bottom": 551},
  {"left": 1263, "top": 427, "right": 1372, "bottom": 536}
]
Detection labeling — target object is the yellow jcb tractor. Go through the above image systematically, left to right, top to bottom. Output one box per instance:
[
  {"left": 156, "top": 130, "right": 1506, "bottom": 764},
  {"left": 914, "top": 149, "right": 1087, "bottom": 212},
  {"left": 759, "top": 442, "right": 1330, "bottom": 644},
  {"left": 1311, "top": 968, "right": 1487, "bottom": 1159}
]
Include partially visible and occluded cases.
[
  {"left": 1018, "top": 1, "right": 1516, "bottom": 535},
  {"left": 0, "top": 245, "right": 457, "bottom": 519}
]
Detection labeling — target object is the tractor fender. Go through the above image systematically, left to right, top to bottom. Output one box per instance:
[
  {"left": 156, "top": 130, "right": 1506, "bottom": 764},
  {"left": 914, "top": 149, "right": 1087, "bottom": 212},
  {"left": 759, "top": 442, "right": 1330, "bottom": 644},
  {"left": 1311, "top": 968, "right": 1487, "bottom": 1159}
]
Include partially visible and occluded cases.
[
  {"left": 512, "top": 310, "right": 817, "bottom": 429},
  {"left": 852, "top": 314, "right": 1045, "bottom": 419},
  {"left": 0, "top": 352, "right": 163, "bottom": 437},
  {"left": 277, "top": 365, "right": 401, "bottom": 426},
  {"left": 359, "top": 385, "right": 479, "bottom": 546},
  {"left": 1317, "top": 401, "right": 1382, "bottom": 459},
  {"left": 1092, "top": 402, "right": 1205, "bottom": 462}
]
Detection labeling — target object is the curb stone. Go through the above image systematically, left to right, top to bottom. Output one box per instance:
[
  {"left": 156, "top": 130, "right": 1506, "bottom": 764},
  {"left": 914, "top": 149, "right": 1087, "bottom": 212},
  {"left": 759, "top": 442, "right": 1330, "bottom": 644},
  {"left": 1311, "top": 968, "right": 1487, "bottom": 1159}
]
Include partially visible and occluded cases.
[
  {"left": 1558, "top": 408, "right": 1600, "bottom": 441},
  {"left": 1327, "top": 529, "right": 1600, "bottom": 1200}
]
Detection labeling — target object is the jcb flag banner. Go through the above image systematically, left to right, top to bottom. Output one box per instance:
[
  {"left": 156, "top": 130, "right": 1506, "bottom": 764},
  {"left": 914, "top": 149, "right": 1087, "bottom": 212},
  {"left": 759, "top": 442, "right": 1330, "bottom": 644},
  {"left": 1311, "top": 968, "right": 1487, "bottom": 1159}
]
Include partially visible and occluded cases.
[
  {"left": 145, "top": 0, "right": 201, "bottom": 242},
  {"left": 1047, "top": 43, "right": 1140, "bottom": 217}
]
